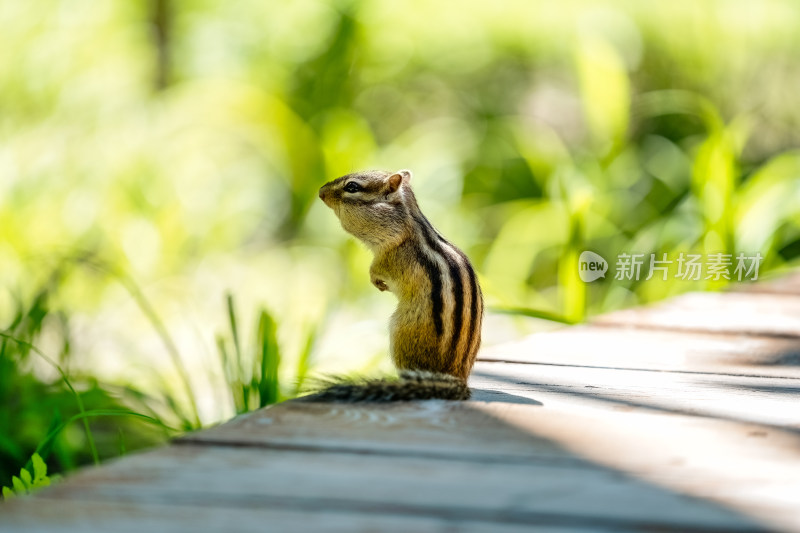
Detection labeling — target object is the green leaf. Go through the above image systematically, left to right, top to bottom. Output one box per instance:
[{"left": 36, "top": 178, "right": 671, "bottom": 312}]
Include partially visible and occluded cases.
[
  {"left": 32, "top": 453, "right": 47, "bottom": 482},
  {"left": 19, "top": 468, "right": 32, "bottom": 489},
  {"left": 11, "top": 476, "right": 26, "bottom": 495},
  {"left": 2, "top": 486, "right": 15, "bottom": 500}
]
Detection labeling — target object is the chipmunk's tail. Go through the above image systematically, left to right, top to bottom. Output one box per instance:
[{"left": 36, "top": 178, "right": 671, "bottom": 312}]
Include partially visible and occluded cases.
[{"left": 299, "top": 370, "right": 470, "bottom": 402}]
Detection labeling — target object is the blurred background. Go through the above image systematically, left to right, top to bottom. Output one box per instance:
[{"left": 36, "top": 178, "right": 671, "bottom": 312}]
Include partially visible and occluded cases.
[{"left": 2, "top": 0, "right": 800, "bottom": 487}]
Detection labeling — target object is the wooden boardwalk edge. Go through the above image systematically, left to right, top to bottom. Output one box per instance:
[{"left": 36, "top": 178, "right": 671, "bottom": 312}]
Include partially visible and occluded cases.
[{"left": 2, "top": 275, "right": 800, "bottom": 532}]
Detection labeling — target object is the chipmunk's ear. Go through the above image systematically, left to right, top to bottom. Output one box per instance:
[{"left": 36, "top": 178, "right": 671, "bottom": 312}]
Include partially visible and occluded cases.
[{"left": 387, "top": 169, "right": 412, "bottom": 193}]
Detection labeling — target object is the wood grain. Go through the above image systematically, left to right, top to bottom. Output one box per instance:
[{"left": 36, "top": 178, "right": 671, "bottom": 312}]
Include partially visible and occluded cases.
[
  {"left": 3, "top": 274, "right": 800, "bottom": 532},
  {"left": 479, "top": 325, "right": 800, "bottom": 378},
  {"left": 472, "top": 361, "right": 800, "bottom": 429},
  {"left": 8, "top": 399, "right": 797, "bottom": 531},
  {"left": 177, "top": 401, "right": 568, "bottom": 463},
  {"left": 13, "top": 426, "right": 773, "bottom": 532},
  {"left": 0, "top": 499, "right": 563, "bottom": 533}
]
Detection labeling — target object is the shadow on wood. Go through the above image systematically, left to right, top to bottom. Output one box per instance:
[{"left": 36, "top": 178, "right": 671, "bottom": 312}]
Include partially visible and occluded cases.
[{"left": 2, "top": 400, "right": 776, "bottom": 532}]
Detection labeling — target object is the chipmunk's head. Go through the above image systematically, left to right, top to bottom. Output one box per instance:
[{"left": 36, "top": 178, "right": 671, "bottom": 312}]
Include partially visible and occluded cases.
[{"left": 319, "top": 169, "right": 413, "bottom": 249}]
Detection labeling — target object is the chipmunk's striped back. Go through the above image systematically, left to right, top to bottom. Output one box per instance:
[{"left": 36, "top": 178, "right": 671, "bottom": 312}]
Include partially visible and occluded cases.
[
  {"left": 318, "top": 169, "right": 483, "bottom": 399},
  {"left": 404, "top": 192, "right": 483, "bottom": 379}
]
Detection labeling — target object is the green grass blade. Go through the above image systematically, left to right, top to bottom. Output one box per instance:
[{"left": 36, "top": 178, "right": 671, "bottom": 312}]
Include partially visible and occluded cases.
[
  {"left": 80, "top": 260, "right": 201, "bottom": 429},
  {"left": 226, "top": 293, "right": 243, "bottom": 380},
  {"left": 488, "top": 306, "right": 577, "bottom": 324},
  {"left": 256, "top": 310, "right": 280, "bottom": 407},
  {"left": 293, "top": 324, "right": 318, "bottom": 397},
  {"left": 216, "top": 334, "right": 244, "bottom": 414},
  {"left": 33, "top": 409, "right": 177, "bottom": 460}
]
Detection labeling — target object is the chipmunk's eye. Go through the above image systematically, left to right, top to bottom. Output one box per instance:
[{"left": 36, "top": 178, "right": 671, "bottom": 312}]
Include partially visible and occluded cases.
[{"left": 343, "top": 181, "right": 362, "bottom": 193}]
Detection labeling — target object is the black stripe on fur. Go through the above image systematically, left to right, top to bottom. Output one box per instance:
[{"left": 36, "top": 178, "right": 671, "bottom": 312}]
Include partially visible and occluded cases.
[
  {"left": 413, "top": 213, "right": 465, "bottom": 353},
  {"left": 411, "top": 241, "right": 444, "bottom": 337}
]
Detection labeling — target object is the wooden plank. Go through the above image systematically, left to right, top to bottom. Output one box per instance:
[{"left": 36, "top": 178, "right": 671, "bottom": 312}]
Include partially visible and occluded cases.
[
  {"left": 592, "top": 291, "right": 800, "bottom": 338},
  {"left": 478, "top": 325, "right": 800, "bottom": 378},
  {"left": 181, "top": 359, "right": 800, "bottom": 452},
  {"left": 471, "top": 361, "right": 800, "bottom": 429},
  {"left": 1, "top": 380, "right": 797, "bottom": 531},
  {"left": 174, "top": 397, "right": 800, "bottom": 531},
  {"left": 6, "top": 398, "right": 798, "bottom": 531},
  {"left": 177, "top": 400, "right": 569, "bottom": 463},
  {"left": 456, "top": 400, "right": 800, "bottom": 533},
  {"left": 7, "top": 441, "right": 769, "bottom": 532},
  {"left": 0, "top": 499, "right": 560, "bottom": 533}
]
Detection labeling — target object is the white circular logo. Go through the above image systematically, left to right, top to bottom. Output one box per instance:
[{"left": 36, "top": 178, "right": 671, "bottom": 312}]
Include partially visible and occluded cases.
[{"left": 578, "top": 251, "right": 608, "bottom": 282}]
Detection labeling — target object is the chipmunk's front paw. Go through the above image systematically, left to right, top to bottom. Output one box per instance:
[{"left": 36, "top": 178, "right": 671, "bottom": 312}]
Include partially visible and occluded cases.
[{"left": 372, "top": 278, "right": 389, "bottom": 291}]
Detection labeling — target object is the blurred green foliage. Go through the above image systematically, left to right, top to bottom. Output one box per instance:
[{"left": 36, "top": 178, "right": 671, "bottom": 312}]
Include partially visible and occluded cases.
[
  {"left": 2, "top": 0, "right": 800, "bottom": 488},
  {"left": 0, "top": 262, "right": 173, "bottom": 485}
]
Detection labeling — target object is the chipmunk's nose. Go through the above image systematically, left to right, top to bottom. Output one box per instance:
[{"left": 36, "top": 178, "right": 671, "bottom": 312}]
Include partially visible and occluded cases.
[{"left": 319, "top": 184, "right": 331, "bottom": 205}]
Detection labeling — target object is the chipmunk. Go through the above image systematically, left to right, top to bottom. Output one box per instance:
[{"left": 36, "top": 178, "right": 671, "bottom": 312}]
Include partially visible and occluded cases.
[{"left": 310, "top": 169, "right": 483, "bottom": 401}]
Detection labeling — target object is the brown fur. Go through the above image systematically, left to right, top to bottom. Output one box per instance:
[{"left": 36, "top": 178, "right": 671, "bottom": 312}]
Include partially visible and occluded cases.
[{"left": 317, "top": 169, "right": 484, "bottom": 401}]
